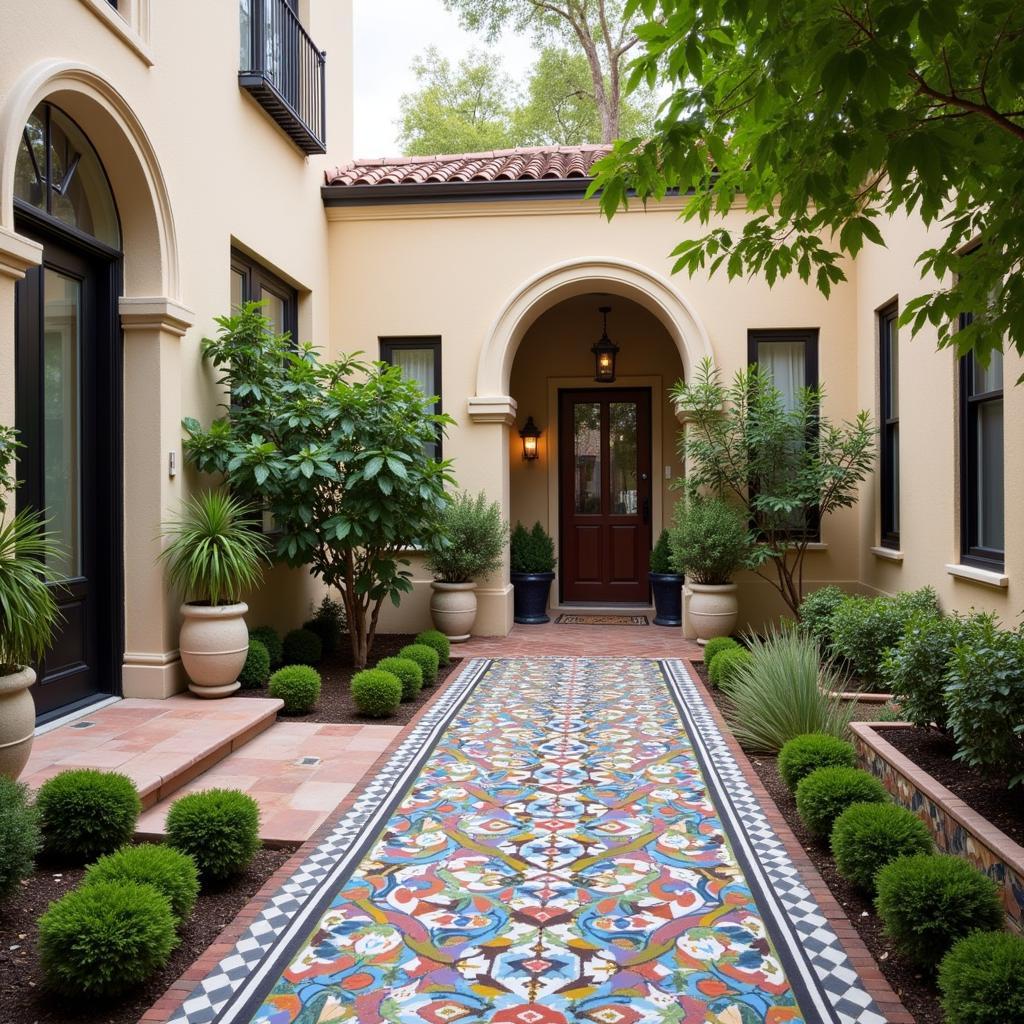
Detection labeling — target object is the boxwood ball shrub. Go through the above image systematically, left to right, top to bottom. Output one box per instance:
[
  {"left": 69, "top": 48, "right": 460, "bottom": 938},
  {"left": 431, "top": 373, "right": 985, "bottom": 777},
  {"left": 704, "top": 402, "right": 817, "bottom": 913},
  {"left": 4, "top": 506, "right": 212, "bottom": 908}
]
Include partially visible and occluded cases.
[
  {"left": 249, "top": 625, "right": 283, "bottom": 667},
  {"left": 282, "top": 627, "right": 322, "bottom": 666},
  {"left": 415, "top": 629, "right": 451, "bottom": 666},
  {"left": 703, "top": 636, "right": 740, "bottom": 666},
  {"left": 238, "top": 637, "right": 271, "bottom": 690},
  {"left": 398, "top": 643, "right": 440, "bottom": 686},
  {"left": 707, "top": 646, "right": 752, "bottom": 689},
  {"left": 376, "top": 656, "right": 423, "bottom": 702},
  {"left": 269, "top": 665, "right": 321, "bottom": 714},
  {"left": 351, "top": 668, "right": 403, "bottom": 718},
  {"left": 778, "top": 734, "right": 857, "bottom": 792},
  {"left": 795, "top": 766, "right": 888, "bottom": 839},
  {"left": 36, "top": 769, "right": 141, "bottom": 864},
  {"left": 0, "top": 776, "right": 39, "bottom": 901},
  {"left": 166, "top": 789, "right": 261, "bottom": 881},
  {"left": 830, "top": 802, "right": 933, "bottom": 892},
  {"left": 84, "top": 844, "right": 199, "bottom": 925},
  {"left": 875, "top": 854, "right": 1005, "bottom": 967},
  {"left": 39, "top": 880, "right": 177, "bottom": 997},
  {"left": 938, "top": 931, "right": 1024, "bottom": 1024}
]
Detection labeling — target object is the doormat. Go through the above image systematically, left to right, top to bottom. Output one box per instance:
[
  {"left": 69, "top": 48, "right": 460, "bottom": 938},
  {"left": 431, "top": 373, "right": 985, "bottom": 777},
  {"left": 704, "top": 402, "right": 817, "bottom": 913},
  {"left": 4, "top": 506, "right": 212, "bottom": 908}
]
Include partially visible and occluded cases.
[{"left": 555, "top": 613, "right": 650, "bottom": 625}]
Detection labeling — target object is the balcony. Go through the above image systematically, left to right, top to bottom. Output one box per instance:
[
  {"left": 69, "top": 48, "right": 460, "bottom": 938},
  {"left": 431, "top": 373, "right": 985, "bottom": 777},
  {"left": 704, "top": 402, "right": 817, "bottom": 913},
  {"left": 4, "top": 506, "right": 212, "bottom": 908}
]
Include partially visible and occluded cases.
[{"left": 239, "top": 0, "right": 326, "bottom": 155}]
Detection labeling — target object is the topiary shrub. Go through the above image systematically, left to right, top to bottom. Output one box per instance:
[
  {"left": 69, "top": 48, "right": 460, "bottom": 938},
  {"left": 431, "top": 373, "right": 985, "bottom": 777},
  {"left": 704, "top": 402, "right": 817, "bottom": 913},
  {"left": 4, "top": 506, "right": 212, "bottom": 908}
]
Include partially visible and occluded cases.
[
  {"left": 649, "top": 529, "right": 674, "bottom": 574},
  {"left": 799, "top": 585, "right": 847, "bottom": 654},
  {"left": 249, "top": 625, "right": 283, "bottom": 667},
  {"left": 283, "top": 627, "right": 322, "bottom": 666},
  {"left": 415, "top": 629, "right": 451, "bottom": 666},
  {"left": 703, "top": 636, "right": 740, "bottom": 666},
  {"left": 238, "top": 637, "right": 270, "bottom": 690},
  {"left": 398, "top": 643, "right": 439, "bottom": 686},
  {"left": 708, "top": 647, "right": 752, "bottom": 689},
  {"left": 376, "top": 657, "right": 423, "bottom": 702},
  {"left": 269, "top": 665, "right": 321, "bottom": 714},
  {"left": 351, "top": 668, "right": 403, "bottom": 718},
  {"left": 778, "top": 733, "right": 856, "bottom": 792},
  {"left": 795, "top": 766, "right": 888, "bottom": 839},
  {"left": 36, "top": 769, "right": 141, "bottom": 864},
  {"left": 0, "top": 776, "right": 39, "bottom": 901},
  {"left": 166, "top": 789, "right": 260, "bottom": 881},
  {"left": 830, "top": 802, "right": 933, "bottom": 892},
  {"left": 83, "top": 844, "right": 199, "bottom": 925},
  {"left": 875, "top": 854, "right": 1005, "bottom": 967},
  {"left": 39, "top": 880, "right": 177, "bottom": 996},
  {"left": 938, "top": 930, "right": 1024, "bottom": 1024}
]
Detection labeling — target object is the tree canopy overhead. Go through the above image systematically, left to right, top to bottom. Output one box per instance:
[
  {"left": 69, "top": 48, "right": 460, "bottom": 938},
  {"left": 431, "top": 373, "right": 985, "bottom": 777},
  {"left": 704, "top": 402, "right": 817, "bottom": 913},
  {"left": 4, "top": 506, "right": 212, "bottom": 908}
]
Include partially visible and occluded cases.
[{"left": 590, "top": 0, "right": 1024, "bottom": 368}]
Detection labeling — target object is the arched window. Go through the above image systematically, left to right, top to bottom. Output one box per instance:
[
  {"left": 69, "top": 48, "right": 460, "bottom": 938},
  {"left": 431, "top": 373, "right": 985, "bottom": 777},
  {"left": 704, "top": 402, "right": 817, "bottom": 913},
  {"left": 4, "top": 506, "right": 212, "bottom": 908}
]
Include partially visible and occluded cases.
[{"left": 14, "top": 101, "right": 121, "bottom": 249}]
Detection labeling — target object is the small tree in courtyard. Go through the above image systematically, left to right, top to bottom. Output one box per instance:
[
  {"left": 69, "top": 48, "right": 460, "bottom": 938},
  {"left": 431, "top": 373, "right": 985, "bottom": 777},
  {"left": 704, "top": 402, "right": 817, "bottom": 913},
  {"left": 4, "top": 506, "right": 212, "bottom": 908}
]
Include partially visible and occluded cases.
[
  {"left": 183, "top": 303, "right": 454, "bottom": 667},
  {"left": 673, "top": 359, "right": 875, "bottom": 618}
]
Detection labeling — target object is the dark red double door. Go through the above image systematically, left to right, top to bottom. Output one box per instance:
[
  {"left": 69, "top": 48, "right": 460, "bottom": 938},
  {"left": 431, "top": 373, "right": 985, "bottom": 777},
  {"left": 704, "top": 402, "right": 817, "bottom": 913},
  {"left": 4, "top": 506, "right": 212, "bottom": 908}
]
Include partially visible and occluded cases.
[{"left": 559, "top": 388, "right": 652, "bottom": 603}]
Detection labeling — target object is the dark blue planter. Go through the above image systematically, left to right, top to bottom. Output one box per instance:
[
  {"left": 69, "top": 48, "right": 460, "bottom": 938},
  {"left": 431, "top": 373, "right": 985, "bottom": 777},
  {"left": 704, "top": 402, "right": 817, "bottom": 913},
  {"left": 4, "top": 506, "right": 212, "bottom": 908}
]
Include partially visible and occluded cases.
[
  {"left": 511, "top": 571, "right": 555, "bottom": 624},
  {"left": 650, "top": 572, "right": 684, "bottom": 627}
]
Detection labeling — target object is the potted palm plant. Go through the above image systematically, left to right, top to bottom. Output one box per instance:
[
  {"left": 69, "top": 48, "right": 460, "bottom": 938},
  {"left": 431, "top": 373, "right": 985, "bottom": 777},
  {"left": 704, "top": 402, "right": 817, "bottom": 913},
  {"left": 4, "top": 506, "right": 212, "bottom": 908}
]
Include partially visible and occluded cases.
[
  {"left": 0, "top": 426, "right": 61, "bottom": 779},
  {"left": 160, "top": 491, "right": 270, "bottom": 698},
  {"left": 425, "top": 491, "right": 506, "bottom": 641},
  {"left": 669, "top": 494, "right": 753, "bottom": 642},
  {"left": 510, "top": 522, "right": 557, "bottom": 624},
  {"left": 649, "top": 529, "right": 684, "bottom": 627}
]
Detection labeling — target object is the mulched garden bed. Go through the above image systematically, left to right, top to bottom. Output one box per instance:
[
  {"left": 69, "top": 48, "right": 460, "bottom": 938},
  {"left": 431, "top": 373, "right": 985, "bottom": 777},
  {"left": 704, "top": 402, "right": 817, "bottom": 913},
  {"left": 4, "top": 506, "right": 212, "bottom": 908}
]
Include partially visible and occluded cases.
[
  {"left": 238, "top": 632, "right": 463, "bottom": 725},
  {"left": 0, "top": 846, "right": 294, "bottom": 1024}
]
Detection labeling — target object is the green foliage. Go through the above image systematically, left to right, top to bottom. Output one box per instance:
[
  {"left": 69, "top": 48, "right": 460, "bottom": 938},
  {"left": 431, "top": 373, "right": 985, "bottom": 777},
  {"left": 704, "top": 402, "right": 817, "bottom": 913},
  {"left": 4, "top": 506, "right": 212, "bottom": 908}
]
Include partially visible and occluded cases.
[
  {"left": 591, "top": 1, "right": 1024, "bottom": 368},
  {"left": 182, "top": 302, "right": 455, "bottom": 668},
  {"left": 159, "top": 490, "right": 269, "bottom": 606},
  {"left": 425, "top": 490, "right": 507, "bottom": 583},
  {"left": 668, "top": 494, "right": 752, "bottom": 584},
  {"left": 510, "top": 522, "right": 556, "bottom": 573},
  {"left": 648, "top": 529, "right": 673, "bottom": 574},
  {"left": 799, "top": 586, "right": 847, "bottom": 652},
  {"left": 302, "top": 595, "right": 345, "bottom": 656},
  {"left": 945, "top": 619, "right": 1024, "bottom": 787},
  {"left": 249, "top": 626, "right": 283, "bottom": 667},
  {"left": 283, "top": 627, "right": 322, "bottom": 667},
  {"left": 721, "top": 627, "right": 853, "bottom": 752},
  {"left": 415, "top": 629, "right": 451, "bottom": 666},
  {"left": 702, "top": 635, "right": 739, "bottom": 665},
  {"left": 238, "top": 638, "right": 271, "bottom": 690},
  {"left": 398, "top": 643, "right": 440, "bottom": 686},
  {"left": 707, "top": 647, "right": 752, "bottom": 689},
  {"left": 376, "top": 657, "right": 423, "bottom": 702},
  {"left": 269, "top": 665, "right": 321, "bottom": 715},
  {"left": 351, "top": 669, "right": 403, "bottom": 718},
  {"left": 778, "top": 734, "right": 856, "bottom": 792},
  {"left": 795, "top": 766, "right": 888, "bottom": 839},
  {"left": 36, "top": 769, "right": 141, "bottom": 864},
  {"left": 0, "top": 776, "right": 39, "bottom": 901},
  {"left": 166, "top": 789, "right": 261, "bottom": 881},
  {"left": 830, "top": 803, "right": 933, "bottom": 892},
  {"left": 83, "top": 844, "right": 199, "bottom": 925},
  {"left": 875, "top": 854, "right": 1005, "bottom": 967},
  {"left": 39, "top": 880, "right": 177, "bottom": 997},
  {"left": 939, "top": 931, "right": 1024, "bottom": 1024}
]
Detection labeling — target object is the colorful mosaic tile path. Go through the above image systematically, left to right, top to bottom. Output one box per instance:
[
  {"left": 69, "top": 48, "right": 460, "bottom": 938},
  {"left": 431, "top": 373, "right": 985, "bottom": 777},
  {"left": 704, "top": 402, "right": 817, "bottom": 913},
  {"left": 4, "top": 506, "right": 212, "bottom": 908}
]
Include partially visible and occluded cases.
[{"left": 169, "top": 659, "right": 885, "bottom": 1024}]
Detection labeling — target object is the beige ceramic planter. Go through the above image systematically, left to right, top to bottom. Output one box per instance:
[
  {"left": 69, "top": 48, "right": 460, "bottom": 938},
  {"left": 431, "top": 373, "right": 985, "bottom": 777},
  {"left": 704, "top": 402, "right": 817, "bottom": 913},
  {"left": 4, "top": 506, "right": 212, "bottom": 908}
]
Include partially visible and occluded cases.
[
  {"left": 429, "top": 581, "right": 478, "bottom": 642},
  {"left": 688, "top": 582, "right": 739, "bottom": 642},
  {"left": 179, "top": 602, "right": 248, "bottom": 698},
  {"left": 0, "top": 666, "right": 36, "bottom": 780}
]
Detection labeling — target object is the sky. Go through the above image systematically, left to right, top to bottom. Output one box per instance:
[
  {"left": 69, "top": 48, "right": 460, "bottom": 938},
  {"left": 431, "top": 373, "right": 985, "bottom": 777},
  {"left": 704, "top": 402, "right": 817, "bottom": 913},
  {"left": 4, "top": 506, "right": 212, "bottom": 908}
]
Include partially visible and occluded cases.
[{"left": 352, "top": 0, "right": 536, "bottom": 158}]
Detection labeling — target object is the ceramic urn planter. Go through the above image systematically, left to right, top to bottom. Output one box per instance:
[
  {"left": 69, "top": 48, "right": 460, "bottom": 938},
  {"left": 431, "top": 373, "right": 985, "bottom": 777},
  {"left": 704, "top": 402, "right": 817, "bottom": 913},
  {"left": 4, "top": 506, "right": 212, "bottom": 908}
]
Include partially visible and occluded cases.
[
  {"left": 429, "top": 581, "right": 478, "bottom": 642},
  {"left": 687, "top": 582, "right": 739, "bottom": 642},
  {"left": 179, "top": 602, "right": 249, "bottom": 698},
  {"left": 0, "top": 666, "right": 36, "bottom": 780}
]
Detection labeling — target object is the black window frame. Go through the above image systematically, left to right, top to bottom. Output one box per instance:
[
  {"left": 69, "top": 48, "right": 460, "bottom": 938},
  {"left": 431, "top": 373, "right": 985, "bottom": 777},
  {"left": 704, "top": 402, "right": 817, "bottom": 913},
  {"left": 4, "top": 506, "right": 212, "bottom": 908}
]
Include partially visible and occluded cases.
[
  {"left": 230, "top": 248, "right": 298, "bottom": 343},
  {"left": 878, "top": 303, "right": 900, "bottom": 549},
  {"left": 379, "top": 336, "right": 443, "bottom": 460}
]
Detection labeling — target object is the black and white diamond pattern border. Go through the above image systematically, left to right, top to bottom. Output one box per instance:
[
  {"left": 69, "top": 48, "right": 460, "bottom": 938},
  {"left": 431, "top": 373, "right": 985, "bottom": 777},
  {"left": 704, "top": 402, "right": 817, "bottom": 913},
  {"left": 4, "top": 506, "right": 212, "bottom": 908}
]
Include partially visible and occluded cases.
[{"left": 661, "top": 659, "right": 888, "bottom": 1024}]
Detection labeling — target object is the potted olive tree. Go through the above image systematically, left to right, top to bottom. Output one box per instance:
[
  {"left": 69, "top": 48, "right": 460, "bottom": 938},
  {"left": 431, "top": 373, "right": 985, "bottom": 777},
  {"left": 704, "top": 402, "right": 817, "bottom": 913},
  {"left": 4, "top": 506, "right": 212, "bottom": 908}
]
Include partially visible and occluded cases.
[
  {"left": 0, "top": 426, "right": 60, "bottom": 779},
  {"left": 160, "top": 491, "right": 270, "bottom": 698},
  {"left": 425, "top": 491, "right": 506, "bottom": 642},
  {"left": 669, "top": 494, "right": 753, "bottom": 642},
  {"left": 510, "top": 522, "right": 556, "bottom": 624},
  {"left": 649, "top": 529, "right": 683, "bottom": 627}
]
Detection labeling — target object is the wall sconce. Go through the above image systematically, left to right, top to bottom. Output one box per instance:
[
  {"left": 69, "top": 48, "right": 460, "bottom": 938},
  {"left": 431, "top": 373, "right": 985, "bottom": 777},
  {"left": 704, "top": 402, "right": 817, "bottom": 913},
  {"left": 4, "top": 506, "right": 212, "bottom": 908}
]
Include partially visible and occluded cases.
[
  {"left": 591, "top": 304, "right": 620, "bottom": 383},
  {"left": 519, "top": 416, "right": 541, "bottom": 460}
]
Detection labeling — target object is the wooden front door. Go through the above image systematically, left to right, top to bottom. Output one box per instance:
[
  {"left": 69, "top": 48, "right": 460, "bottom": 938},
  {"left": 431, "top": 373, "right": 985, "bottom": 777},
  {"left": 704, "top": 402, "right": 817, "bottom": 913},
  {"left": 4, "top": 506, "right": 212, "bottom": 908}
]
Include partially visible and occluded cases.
[{"left": 559, "top": 388, "right": 652, "bottom": 603}]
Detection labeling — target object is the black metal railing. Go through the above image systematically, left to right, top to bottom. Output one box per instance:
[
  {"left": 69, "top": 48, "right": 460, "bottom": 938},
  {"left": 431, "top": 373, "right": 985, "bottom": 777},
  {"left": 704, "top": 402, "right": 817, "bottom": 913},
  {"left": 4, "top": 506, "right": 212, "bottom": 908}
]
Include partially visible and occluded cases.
[{"left": 238, "top": 0, "right": 326, "bottom": 155}]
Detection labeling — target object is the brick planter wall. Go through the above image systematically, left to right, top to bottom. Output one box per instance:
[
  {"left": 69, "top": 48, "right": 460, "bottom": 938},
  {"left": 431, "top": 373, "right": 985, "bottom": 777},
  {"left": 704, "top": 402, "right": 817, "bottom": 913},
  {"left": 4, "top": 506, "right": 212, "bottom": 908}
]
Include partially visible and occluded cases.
[{"left": 851, "top": 721, "right": 1024, "bottom": 933}]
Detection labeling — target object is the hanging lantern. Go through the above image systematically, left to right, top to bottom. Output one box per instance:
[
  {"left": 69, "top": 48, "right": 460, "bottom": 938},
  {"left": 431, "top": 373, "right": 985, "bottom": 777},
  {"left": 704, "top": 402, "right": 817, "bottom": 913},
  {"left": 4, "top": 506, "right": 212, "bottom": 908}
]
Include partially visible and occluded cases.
[
  {"left": 591, "top": 305, "right": 619, "bottom": 383},
  {"left": 519, "top": 416, "right": 541, "bottom": 460}
]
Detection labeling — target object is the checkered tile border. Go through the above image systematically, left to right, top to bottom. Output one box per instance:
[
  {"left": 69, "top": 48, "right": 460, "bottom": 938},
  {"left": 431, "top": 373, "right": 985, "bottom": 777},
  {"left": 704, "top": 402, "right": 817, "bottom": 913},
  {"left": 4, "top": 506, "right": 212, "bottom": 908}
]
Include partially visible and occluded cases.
[
  {"left": 167, "top": 657, "right": 493, "bottom": 1024},
  {"left": 662, "top": 659, "right": 887, "bottom": 1024}
]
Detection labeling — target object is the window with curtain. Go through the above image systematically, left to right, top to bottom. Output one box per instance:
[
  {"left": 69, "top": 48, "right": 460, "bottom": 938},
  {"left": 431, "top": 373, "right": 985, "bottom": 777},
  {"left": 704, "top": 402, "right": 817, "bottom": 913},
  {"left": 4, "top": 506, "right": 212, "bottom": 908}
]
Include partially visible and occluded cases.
[
  {"left": 230, "top": 248, "right": 297, "bottom": 341},
  {"left": 879, "top": 304, "right": 900, "bottom": 548},
  {"left": 380, "top": 337, "right": 442, "bottom": 460}
]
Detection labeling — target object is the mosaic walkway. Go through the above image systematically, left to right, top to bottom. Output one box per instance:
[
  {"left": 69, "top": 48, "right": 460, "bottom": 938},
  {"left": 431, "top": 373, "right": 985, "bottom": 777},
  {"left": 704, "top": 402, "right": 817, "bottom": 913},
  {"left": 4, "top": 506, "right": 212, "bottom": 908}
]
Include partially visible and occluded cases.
[{"left": 169, "top": 659, "right": 886, "bottom": 1024}]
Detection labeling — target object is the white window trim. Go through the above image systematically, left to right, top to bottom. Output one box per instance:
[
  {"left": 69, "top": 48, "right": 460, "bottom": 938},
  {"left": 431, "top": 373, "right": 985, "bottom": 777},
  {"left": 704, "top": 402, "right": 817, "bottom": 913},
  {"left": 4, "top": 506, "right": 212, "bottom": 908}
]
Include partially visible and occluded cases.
[
  {"left": 77, "top": 0, "right": 154, "bottom": 66},
  {"left": 870, "top": 546, "right": 904, "bottom": 562},
  {"left": 945, "top": 562, "right": 1009, "bottom": 589}
]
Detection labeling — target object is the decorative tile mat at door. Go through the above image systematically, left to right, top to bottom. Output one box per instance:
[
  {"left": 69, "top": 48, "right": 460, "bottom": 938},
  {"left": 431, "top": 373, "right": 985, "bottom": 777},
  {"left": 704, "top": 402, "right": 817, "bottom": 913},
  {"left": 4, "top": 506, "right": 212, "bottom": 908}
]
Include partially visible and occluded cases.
[
  {"left": 554, "top": 614, "right": 649, "bottom": 625},
  {"left": 168, "top": 658, "right": 886, "bottom": 1024}
]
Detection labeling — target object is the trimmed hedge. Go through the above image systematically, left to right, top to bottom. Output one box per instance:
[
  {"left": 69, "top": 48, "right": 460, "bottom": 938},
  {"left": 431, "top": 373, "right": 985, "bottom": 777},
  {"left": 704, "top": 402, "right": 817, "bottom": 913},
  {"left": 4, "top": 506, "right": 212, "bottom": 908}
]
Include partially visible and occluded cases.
[
  {"left": 249, "top": 626, "right": 283, "bottom": 668},
  {"left": 282, "top": 627, "right": 322, "bottom": 666},
  {"left": 415, "top": 629, "right": 451, "bottom": 666},
  {"left": 703, "top": 636, "right": 740, "bottom": 666},
  {"left": 238, "top": 637, "right": 271, "bottom": 690},
  {"left": 398, "top": 643, "right": 439, "bottom": 686},
  {"left": 708, "top": 647, "right": 752, "bottom": 689},
  {"left": 376, "top": 657, "right": 423, "bottom": 702},
  {"left": 269, "top": 665, "right": 321, "bottom": 714},
  {"left": 351, "top": 669, "right": 403, "bottom": 718},
  {"left": 778, "top": 734, "right": 856, "bottom": 792},
  {"left": 794, "top": 766, "right": 888, "bottom": 839},
  {"left": 0, "top": 776, "right": 39, "bottom": 901},
  {"left": 166, "top": 789, "right": 261, "bottom": 881},
  {"left": 830, "top": 802, "right": 933, "bottom": 892},
  {"left": 84, "top": 844, "right": 199, "bottom": 924},
  {"left": 938, "top": 930, "right": 1024, "bottom": 1024}
]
